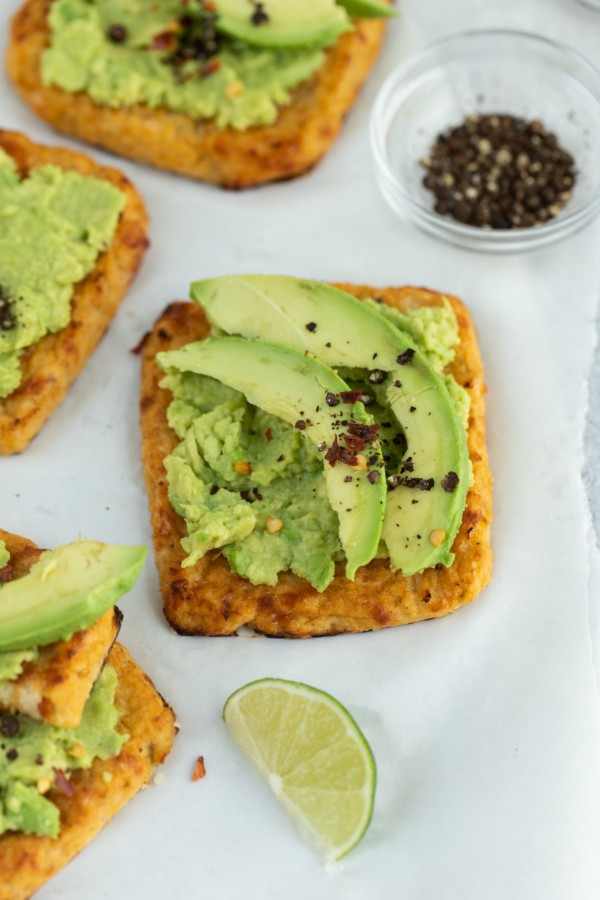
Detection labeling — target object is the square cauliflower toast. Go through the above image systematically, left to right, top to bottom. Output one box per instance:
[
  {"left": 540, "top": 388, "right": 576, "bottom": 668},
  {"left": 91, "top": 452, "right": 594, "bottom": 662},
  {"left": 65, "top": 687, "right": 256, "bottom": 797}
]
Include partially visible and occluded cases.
[
  {"left": 7, "top": 0, "right": 388, "bottom": 188},
  {"left": 0, "top": 130, "right": 148, "bottom": 455},
  {"left": 140, "top": 285, "right": 493, "bottom": 637},
  {"left": 0, "top": 529, "right": 177, "bottom": 900}
]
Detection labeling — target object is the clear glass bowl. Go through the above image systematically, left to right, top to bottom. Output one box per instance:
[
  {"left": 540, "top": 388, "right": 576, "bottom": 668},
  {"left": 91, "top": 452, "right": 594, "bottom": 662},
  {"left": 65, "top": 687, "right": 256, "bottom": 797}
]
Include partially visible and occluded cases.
[{"left": 370, "top": 29, "right": 600, "bottom": 253}]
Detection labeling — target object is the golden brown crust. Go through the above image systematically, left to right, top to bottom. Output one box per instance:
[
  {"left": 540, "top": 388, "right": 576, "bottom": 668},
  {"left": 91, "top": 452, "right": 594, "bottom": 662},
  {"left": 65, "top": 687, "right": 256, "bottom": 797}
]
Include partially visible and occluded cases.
[
  {"left": 7, "top": 0, "right": 387, "bottom": 188},
  {"left": 0, "top": 130, "right": 149, "bottom": 455},
  {"left": 139, "top": 285, "right": 493, "bottom": 638},
  {"left": 0, "top": 531, "right": 177, "bottom": 900},
  {"left": 0, "top": 608, "right": 121, "bottom": 729}
]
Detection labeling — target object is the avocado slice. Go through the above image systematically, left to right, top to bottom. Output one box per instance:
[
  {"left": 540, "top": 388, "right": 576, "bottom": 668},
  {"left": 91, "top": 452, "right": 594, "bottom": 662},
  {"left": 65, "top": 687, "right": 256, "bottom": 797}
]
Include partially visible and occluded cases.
[
  {"left": 214, "top": 0, "right": 351, "bottom": 49},
  {"left": 336, "top": 0, "right": 397, "bottom": 18},
  {"left": 191, "top": 275, "right": 469, "bottom": 575},
  {"left": 158, "top": 336, "right": 386, "bottom": 579},
  {"left": 0, "top": 541, "right": 146, "bottom": 654}
]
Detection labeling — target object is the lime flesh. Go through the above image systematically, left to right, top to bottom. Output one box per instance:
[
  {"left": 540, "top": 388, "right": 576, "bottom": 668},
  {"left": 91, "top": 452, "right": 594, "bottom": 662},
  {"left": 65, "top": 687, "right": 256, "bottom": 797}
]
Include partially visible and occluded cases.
[{"left": 223, "top": 678, "right": 376, "bottom": 861}]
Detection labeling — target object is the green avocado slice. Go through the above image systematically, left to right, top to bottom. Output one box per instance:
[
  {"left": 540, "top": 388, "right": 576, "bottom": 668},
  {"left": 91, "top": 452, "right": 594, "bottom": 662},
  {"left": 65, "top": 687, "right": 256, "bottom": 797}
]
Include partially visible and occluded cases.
[
  {"left": 214, "top": 0, "right": 351, "bottom": 49},
  {"left": 336, "top": 0, "right": 397, "bottom": 18},
  {"left": 191, "top": 275, "right": 469, "bottom": 575},
  {"left": 158, "top": 336, "right": 386, "bottom": 579},
  {"left": 0, "top": 542, "right": 146, "bottom": 654}
]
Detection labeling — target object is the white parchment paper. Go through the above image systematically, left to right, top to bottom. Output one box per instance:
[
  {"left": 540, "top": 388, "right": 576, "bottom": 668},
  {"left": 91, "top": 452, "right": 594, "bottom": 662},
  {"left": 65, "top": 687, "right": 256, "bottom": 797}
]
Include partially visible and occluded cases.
[{"left": 1, "top": 1, "right": 600, "bottom": 897}]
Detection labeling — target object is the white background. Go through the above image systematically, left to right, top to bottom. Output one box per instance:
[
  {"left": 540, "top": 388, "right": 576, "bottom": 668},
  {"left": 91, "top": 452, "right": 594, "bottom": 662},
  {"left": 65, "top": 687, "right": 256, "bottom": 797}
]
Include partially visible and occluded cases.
[{"left": 2, "top": 1, "right": 600, "bottom": 898}]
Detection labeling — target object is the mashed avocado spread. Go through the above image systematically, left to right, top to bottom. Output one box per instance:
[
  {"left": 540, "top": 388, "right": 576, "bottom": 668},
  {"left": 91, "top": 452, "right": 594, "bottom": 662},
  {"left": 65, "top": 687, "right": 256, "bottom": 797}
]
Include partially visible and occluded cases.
[
  {"left": 42, "top": 0, "right": 328, "bottom": 130},
  {"left": 0, "top": 149, "right": 124, "bottom": 399},
  {"left": 162, "top": 302, "right": 470, "bottom": 592},
  {"left": 163, "top": 373, "right": 342, "bottom": 589},
  {"left": 0, "top": 541, "right": 8, "bottom": 569},
  {"left": 0, "top": 648, "right": 39, "bottom": 683},
  {"left": 0, "top": 665, "right": 126, "bottom": 838}
]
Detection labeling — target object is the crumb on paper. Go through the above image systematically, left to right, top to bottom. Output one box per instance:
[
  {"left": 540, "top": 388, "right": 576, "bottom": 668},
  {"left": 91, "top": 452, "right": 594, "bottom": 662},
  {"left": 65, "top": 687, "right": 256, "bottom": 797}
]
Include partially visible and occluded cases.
[
  {"left": 192, "top": 756, "right": 206, "bottom": 782},
  {"left": 153, "top": 771, "right": 166, "bottom": 787}
]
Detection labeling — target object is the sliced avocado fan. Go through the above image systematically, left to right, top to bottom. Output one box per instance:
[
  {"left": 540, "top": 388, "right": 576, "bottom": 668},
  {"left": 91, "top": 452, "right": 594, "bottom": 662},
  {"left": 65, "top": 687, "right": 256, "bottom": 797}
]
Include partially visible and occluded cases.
[
  {"left": 214, "top": 0, "right": 351, "bottom": 49},
  {"left": 191, "top": 275, "right": 469, "bottom": 575},
  {"left": 158, "top": 337, "right": 386, "bottom": 580},
  {"left": 0, "top": 541, "right": 146, "bottom": 654}
]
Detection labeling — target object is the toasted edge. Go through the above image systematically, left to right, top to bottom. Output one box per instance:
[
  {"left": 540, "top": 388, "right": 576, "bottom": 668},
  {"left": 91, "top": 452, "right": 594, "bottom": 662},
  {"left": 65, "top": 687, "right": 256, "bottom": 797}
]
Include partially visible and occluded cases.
[
  {"left": 7, "top": 0, "right": 388, "bottom": 188},
  {"left": 0, "top": 129, "right": 149, "bottom": 455},
  {"left": 139, "top": 284, "right": 493, "bottom": 637},
  {"left": 0, "top": 529, "right": 176, "bottom": 900}
]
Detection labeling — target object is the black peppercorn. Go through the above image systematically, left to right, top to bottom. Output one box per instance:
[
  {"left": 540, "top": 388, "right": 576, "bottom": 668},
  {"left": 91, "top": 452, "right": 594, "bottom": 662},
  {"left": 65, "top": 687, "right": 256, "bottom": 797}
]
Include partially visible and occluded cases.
[
  {"left": 250, "top": 2, "right": 269, "bottom": 25},
  {"left": 107, "top": 23, "right": 128, "bottom": 43},
  {"left": 421, "top": 114, "right": 577, "bottom": 230},
  {"left": 0, "top": 286, "right": 16, "bottom": 331},
  {"left": 0, "top": 715, "right": 19, "bottom": 738}
]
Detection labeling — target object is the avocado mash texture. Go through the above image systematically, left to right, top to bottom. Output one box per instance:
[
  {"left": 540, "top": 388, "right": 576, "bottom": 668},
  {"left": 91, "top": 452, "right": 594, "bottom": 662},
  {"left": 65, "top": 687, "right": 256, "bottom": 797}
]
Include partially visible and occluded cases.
[
  {"left": 42, "top": 0, "right": 327, "bottom": 130},
  {"left": 0, "top": 149, "right": 124, "bottom": 399},
  {"left": 161, "top": 303, "right": 468, "bottom": 592},
  {"left": 163, "top": 373, "right": 342, "bottom": 589},
  {"left": 0, "top": 648, "right": 38, "bottom": 683},
  {"left": 0, "top": 665, "right": 127, "bottom": 838}
]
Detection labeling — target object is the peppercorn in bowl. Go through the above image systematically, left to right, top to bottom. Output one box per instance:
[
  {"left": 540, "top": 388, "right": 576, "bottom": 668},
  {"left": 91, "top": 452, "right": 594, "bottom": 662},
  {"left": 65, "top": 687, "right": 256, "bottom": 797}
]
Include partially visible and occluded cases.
[{"left": 370, "top": 29, "right": 600, "bottom": 253}]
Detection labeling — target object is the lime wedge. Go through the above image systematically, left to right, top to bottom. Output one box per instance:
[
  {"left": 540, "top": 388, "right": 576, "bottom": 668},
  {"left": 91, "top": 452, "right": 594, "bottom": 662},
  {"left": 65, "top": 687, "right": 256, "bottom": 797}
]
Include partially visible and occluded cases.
[{"left": 223, "top": 678, "right": 376, "bottom": 861}]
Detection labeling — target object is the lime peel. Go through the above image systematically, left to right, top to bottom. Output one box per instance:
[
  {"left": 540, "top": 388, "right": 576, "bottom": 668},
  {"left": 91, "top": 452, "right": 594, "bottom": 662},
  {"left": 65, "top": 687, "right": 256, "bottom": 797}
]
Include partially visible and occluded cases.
[{"left": 223, "top": 677, "right": 376, "bottom": 861}]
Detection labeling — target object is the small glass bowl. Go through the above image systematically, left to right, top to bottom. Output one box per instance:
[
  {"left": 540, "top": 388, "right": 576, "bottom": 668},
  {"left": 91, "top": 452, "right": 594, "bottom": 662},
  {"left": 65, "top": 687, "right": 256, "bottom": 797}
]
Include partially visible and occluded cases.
[{"left": 370, "top": 30, "right": 600, "bottom": 253}]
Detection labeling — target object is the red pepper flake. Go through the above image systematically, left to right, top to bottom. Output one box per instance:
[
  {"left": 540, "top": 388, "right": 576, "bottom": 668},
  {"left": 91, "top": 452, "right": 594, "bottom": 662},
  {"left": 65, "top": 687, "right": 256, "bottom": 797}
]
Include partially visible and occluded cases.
[
  {"left": 204, "top": 1, "right": 217, "bottom": 10},
  {"left": 150, "top": 30, "right": 178, "bottom": 50},
  {"left": 201, "top": 59, "right": 221, "bottom": 77},
  {"left": 340, "top": 390, "right": 362, "bottom": 404},
  {"left": 348, "top": 422, "right": 380, "bottom": 443},
  {"left": 265, "top": 427, "right": 273, "bottom": 442},
  {"left": 343, "top": 434, "right": 366, "bottom": 453},
  {"left": 325, "top": 436, "right": 341, "bottom": 466},
  {"left": 339, "top": 448, "right": 359, "bottom": 467},
  {"left": 0, "top": 564, "right": 13, "bottom": 583},
  {"left": 192, "top": 756, "right": 206, "bottom": 781},
  {"left": 54, "top": 770, "right": 75, "bottom": 797}
]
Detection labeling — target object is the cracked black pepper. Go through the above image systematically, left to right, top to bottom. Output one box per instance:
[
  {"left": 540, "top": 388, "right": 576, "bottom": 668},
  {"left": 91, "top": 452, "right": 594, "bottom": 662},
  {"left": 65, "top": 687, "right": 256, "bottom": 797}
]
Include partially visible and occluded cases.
[{"left": 421, "top": 114, "right": 577, "bottom": 229}]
